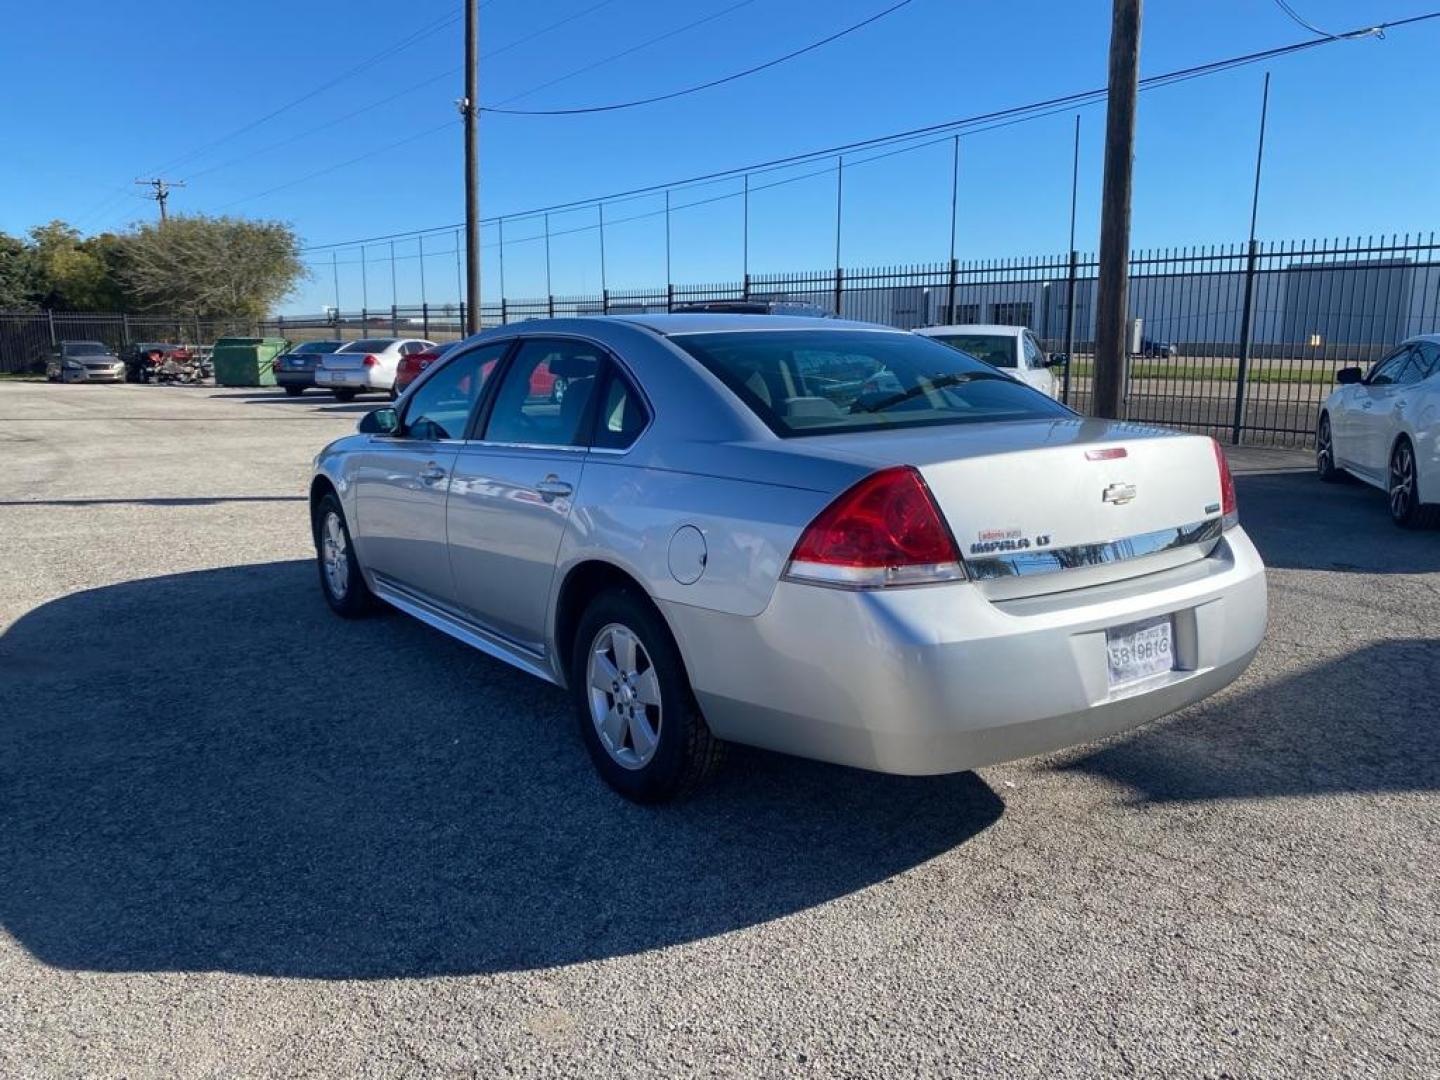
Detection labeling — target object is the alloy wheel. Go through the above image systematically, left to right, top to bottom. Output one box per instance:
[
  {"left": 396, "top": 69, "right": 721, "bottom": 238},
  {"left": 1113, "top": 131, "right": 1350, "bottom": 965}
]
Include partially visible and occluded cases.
[
  {"left": 1316, "top": 416, "right": 1333, "bottom": 477},
  {"left": 1389, "top": 442, "right": 1416, "bottom": 522},
  {"left": 321, "top": 510, "right": 349, "bottom": 599},
  {"left": 586, "top": 623, "right": 662, "bottom": 770}
]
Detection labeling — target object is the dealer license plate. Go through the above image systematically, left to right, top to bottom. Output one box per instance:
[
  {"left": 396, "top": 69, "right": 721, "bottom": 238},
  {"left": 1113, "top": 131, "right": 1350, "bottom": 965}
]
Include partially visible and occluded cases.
[{"left": 1105, "top": 616, "right": 1175, "bottom": 688}]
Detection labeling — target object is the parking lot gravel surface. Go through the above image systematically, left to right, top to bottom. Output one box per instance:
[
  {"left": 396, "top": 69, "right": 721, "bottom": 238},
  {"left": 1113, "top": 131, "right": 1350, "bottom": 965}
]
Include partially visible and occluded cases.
[{"left": 0, "top": 381, "right": 1436, "bottom": 1078}]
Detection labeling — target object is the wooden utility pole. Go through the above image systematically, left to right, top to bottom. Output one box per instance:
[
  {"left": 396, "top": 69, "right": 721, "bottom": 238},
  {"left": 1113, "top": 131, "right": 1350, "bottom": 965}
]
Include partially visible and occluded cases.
[
  {"left": 461, "top": 0, "right": 481, "bottom": 333},
  {"left": 1092, "top": 0, "right": 1141, "bottom": 419},
  {"left": 135, "top": 177, "right": 184, "bottom": 223}
]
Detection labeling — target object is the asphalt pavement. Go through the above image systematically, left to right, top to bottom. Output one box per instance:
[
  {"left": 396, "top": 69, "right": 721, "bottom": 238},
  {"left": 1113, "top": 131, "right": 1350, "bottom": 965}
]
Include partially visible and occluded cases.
[{"left": 0, "top": 381, "right": 1436, "bottom": 1078}]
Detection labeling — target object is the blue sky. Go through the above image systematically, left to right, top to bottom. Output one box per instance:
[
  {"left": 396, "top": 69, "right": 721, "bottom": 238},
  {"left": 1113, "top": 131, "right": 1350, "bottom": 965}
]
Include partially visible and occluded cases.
[{"left": 5, "top": 0, "right": 1437, "bottom": 312}]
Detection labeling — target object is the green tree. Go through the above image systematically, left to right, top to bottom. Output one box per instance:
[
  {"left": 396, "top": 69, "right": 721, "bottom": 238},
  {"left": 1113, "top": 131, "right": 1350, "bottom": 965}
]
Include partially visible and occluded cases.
[
  {"left": 118, "top": 215, "right": 306, "bottom": 319},
  {"left": 26, "top": 221, "right": 125, "bottom": 310},
  {"left": 0, "top": 232, "right": 37, "bottom": 309}
]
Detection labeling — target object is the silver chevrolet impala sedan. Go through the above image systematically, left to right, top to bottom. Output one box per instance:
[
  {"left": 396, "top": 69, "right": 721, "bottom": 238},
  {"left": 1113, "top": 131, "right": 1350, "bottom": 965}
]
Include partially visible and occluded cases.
[{"left": 309, "top": 315, "right": 1267, "bottom": 802}]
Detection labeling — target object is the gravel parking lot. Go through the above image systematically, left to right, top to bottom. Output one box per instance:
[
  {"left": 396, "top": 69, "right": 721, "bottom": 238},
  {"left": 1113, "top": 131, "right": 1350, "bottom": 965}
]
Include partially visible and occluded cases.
[{"left": 1, "top": 381, "right": 1436, "bottom": 1078}]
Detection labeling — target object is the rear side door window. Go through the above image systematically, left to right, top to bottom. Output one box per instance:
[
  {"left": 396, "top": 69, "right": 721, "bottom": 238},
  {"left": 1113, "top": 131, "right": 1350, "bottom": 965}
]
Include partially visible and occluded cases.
[{"left": 482, "top": 339, "right": 602, "bottom": 447}]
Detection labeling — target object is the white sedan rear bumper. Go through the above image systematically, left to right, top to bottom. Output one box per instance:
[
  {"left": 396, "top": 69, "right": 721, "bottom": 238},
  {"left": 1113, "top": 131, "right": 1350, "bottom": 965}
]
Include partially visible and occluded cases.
[
  {"left": 315, "top": 367, "right": 390, "bottom": 390},
  {"left": 663, "top": 527, "right": 1267, "bottom": 775}
]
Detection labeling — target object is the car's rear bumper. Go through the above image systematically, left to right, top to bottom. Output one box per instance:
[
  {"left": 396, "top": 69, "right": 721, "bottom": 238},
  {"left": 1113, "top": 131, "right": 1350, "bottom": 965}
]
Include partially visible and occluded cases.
[
  {"left": 315, "top": 368, "right": 388, "bottom": 390},
  {"left": 275, "top": 370, "right": 316, "bottom": 387},
  {"left": 662, "top": 527, "right": 1267, "bottom": 775}
]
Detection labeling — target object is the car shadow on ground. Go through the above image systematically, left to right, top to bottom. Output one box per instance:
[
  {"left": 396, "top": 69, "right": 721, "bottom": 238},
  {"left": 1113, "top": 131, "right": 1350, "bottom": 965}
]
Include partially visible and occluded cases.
[
  {"left": 207, "top": 391, "right": 381, "bottom": 415},
  {"left": 1236, "top": 471, "right": 1440, "bottom": 573},
  {"left": 0, "top": 560, "right": 1002, "bottom": 979},
  {"left": 1055, "top": 637, "right": 1439, "bottom": 803}
]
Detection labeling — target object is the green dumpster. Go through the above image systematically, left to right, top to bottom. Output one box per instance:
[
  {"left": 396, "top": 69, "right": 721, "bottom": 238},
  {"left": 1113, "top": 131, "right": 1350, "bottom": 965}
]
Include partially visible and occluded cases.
[{"left": 211, "top": 337, "right": 290, "bottom": 387}]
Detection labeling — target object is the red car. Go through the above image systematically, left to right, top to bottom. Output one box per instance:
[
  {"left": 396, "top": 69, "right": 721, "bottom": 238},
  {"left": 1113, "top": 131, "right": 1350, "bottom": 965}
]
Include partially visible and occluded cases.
[{"left": 395, "top": 342, "right": 568, "bottom": 401}]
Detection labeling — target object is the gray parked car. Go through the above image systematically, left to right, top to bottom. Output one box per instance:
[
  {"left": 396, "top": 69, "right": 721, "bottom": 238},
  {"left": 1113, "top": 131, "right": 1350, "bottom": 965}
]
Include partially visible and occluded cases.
[
  {"left": 310, "top": 316, "right": 1267, "bottom": 801},
  {"left": 46, "top": 340, "right": 126, "bottom": 383}
]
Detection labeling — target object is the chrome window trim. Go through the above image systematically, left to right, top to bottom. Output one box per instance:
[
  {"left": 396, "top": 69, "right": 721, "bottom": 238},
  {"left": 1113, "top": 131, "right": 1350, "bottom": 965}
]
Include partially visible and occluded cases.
[{"left": 965, "top": 518, "right": 1224, "bottom": 581}]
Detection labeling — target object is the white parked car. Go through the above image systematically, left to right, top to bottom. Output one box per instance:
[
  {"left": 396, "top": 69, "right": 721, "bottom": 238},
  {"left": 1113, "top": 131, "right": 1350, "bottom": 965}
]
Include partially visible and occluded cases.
[
  {"left": 913, "top": 324, "right": 1062, "bottom": 398},
  {"left": 1317, "top": 334, "right": 1440, "bottom": 528},
  {"left": 315, "top": 337, "right": 437, "bottom": 401}
]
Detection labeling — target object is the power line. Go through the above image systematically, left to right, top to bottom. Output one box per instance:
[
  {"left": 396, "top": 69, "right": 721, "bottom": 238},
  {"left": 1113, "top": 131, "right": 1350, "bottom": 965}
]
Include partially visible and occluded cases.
[
  {"left": 185, "top": 0, "right": 624, "bottom": 185},
  {"left": 481, "top": 0, "right": 917, "bottom": 115},
  {"left": 490, "top": 0, "right": 762, "bottom": 108},
  {"left": 1270, "top": 0, "right": 1339, "bottom": 38},
  {"left": 148, "top": 6, "right": 468, "bottom": 178},
  {"left": 300, "top": 9, "right": 1438, "bottom": 253}
]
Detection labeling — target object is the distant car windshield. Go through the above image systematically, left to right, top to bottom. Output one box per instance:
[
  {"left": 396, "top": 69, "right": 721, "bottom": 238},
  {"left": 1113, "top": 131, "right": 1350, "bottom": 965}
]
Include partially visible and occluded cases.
[
  {"left": 673, "top": 329, "right": 1069, "bottom": 437},
  {"left": 924, "top": 333, "right": 1016, "bottom": 369},
  {"left": 337, "top": 339, "right": 395, "bottom": 352},
  {"left": 295, "top": 341, "right": 342, "bottom": 353},
  {"left": 64, "top": 342, "right": 109, "bottom": 356}
]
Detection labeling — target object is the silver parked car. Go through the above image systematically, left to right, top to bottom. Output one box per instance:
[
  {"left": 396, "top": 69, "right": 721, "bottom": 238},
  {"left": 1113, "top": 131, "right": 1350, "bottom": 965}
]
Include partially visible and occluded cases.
[
  {"left": 310, "top": 316, "right": 1267, "bottom": 801},
  {"left": 314, "top": 337, "right": 436, "bottom": 401},
  {"left": 46, "top": 340, "right": 126, "bottom": 383}
]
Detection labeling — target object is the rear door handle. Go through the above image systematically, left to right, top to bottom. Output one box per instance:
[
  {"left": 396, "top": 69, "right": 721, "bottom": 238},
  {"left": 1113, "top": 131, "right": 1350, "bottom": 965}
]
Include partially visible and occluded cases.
[{"left": 536, "top": 476, "right": 573, "bottom": 498}]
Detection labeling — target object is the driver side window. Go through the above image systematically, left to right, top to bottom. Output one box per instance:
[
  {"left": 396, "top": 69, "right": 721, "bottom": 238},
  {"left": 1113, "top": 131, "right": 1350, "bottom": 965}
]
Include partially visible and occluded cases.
[
  {"left": 401, "top": 342, "right": 505, "bottom": 441},
  {"left": 1367, "top": 346, "right": 1412, "bottom": 386}
]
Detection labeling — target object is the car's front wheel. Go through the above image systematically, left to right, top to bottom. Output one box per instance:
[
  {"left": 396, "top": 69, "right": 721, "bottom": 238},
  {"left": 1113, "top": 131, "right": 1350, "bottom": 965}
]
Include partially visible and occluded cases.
[
  {"left": 1316, "top": 413, "right": 1342, "bottom": 482},
  {"left": 1388, "top": 437, "right": 1438, "bottom": 529},
  {"left": 313, "top": 492, "right": 378, "bottom": 616},
  {"left": 571, "top": 587, "right": 724, "bottom": 802}
]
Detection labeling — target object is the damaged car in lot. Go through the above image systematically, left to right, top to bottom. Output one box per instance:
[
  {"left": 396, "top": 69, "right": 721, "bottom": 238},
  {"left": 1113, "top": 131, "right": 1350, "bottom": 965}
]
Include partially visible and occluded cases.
[{"left": 309, "top": 315, "right": 1268, "bottom": 802}]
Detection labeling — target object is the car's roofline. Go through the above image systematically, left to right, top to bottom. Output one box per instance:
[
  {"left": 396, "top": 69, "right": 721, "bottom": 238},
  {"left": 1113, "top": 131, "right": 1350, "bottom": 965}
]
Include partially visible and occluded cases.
[{"left": 914, "top": 324, "right": 1027, "bottom": 336}]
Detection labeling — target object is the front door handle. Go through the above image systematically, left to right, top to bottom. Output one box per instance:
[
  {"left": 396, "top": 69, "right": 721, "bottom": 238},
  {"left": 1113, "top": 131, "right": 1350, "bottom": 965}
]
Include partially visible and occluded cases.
[
  {"left": 419, "top": 463, "right": 448, "bottom": 483},
  {"left": 535, "top": 476, "right": 573, "bottom": 498}
]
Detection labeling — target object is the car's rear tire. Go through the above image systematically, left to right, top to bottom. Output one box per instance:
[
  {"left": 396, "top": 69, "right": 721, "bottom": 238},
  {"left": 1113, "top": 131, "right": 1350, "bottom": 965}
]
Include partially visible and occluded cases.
[
  {"left": 284, "top": 385, "right": 304, "bottom": 397},
  {"left": 332, "top": 388, "right": 357, "bottom": 402},
  {"left": 1316, "top": 413, "right": 1342, "bottom": 483},
  {"left": 1388, "top": 437, "right": 1439, "bottom": 529},
  {"left": 313, "top": 492, "right": 378, "bottom": 616},
  {"left": 570, "top": 587, "right": 724, "bottom": 802}
]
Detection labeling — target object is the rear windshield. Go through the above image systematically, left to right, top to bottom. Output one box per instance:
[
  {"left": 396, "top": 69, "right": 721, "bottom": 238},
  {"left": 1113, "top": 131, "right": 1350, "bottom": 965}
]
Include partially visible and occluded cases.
[
  {"left": 672, "top": 329, "right": 1070, "bottom": 437},
  {"left": 925, "top": 333, "right": 1016, "bottom": 368},
  {"left": 337, "top": 339, "right": 395, "bottom": 352},
  {"left": 295, "top": 341, "right": 343, "bottom": 353},
  {"left": 64, "top": 342, "right": 109, "bottom": 356}
]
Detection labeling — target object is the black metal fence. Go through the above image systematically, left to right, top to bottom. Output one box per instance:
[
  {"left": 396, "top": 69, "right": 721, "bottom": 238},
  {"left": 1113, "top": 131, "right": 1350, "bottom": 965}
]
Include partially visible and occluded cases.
[
  {"left": 6, "top": 233, "right": 1437, "bottom": 448},
  {"left": 0, "top": 312, "right": 258, "bottom": 375}
]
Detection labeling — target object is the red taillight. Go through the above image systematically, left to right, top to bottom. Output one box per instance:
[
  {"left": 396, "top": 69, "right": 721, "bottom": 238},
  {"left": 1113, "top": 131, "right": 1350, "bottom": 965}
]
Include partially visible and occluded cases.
[
  {"left": 362, "top": 354, "right": 379, "bottom": 367},
  {"left": 1212, "top": 439, "right": 1238, "bottom": 529},
  {"left": 786, "top": 466, "right": 965, "bottom": 588}
]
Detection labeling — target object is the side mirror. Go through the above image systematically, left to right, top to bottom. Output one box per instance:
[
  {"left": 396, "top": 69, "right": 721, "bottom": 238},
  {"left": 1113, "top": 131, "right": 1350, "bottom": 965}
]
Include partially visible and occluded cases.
[
  {"left": 1048, "top": 352, "right": 1069, "bottom": 368},
  {"left": 1335, "top": 367, "right": 1363, "bottom": 385},
  {"left": 357, "top": 406, "right": 399, "bottom": 434}
]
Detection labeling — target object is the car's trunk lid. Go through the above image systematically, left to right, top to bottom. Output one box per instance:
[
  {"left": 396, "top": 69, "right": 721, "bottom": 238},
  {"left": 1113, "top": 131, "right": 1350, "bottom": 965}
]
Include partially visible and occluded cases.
[{"left": 787, "top": 418, "right": 1228, "bottom": 597}]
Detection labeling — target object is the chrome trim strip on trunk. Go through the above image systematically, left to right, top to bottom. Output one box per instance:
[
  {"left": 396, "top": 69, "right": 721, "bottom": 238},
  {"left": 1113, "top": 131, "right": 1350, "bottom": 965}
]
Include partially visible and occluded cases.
[{"left": 964, "top": 518, "right": 1224, "bottom": 581}]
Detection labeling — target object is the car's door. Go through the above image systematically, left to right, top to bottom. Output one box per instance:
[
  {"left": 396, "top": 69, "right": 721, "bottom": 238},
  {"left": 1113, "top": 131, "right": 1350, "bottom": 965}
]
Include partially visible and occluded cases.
[
  {"left": 445, "top": 337, "right": 605, "bottom": 650},
  {"left": 349, "top": 341, "right": 507, "bottom": 605},
  {"left": 1348, "top": 346, "right": 1418, "bottom": 477}
]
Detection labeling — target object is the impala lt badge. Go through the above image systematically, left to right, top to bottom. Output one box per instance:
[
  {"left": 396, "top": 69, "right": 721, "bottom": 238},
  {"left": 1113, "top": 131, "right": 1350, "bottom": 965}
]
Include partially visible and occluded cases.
[{"left": 1102, "top": 482, "right": 1137, "bottom": 506}]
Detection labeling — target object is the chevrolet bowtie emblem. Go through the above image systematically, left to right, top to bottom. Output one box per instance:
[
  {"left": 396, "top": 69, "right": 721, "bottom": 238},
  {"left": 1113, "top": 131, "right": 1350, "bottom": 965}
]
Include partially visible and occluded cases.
[{"left": 1101, "top": 482, "right": 1137, "bottom": 505}]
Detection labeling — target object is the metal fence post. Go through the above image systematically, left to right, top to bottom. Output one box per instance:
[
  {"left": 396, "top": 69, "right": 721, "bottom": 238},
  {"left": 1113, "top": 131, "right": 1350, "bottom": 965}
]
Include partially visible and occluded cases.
[
  {"left": 1230, "top": 238, "right": 1260, "bottom": 445},
  {"left": 1062, "top": 249, "right": 1079, "bottom": 405},
  {"left": 947, "top": 258, "right": 958, "bottom": 324},
  {"left": 833, "top": 267, "right": 844, "bottom": 317},
  {"left": 743, "top": 273, "right": 751, "bottom": 301},
  {"left": 666, "top": 283, "right": 674, "bottom": 313},
  {"left": 602, "top": 288, "right": 610, "bottom": 315},
  {"left": 548, "top": 294, "right": 555, "bottom": 318},
  {"left": 500, "top": 297, "right": 508, "bottom": 326},
  {"left": 458, "top": 301, "right": 466, "bottom": 336},
  {"left": 422, "top": 303, "right": 430, "bottom": 338},
  {"left": 391, "top": 304, "right": 398, "bottom": 335},
  {"left": 46, "top": 308, "right": 56, "bottom": 347},
  {"left": 121, "top": 313, "right": 131, "bottom": 346},
  {"left": 277, "top": 314, "right": 284, "bottom": 343}
]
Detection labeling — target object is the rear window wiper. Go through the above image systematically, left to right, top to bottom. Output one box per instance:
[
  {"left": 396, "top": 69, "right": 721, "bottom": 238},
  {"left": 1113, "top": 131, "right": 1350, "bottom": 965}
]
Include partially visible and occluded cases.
[{"left": 852, "top": 370, "right": 1008, "bottom": 413}]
